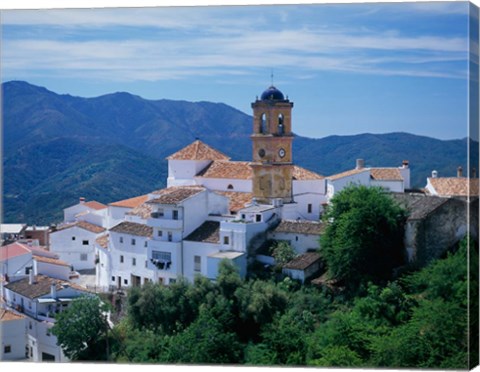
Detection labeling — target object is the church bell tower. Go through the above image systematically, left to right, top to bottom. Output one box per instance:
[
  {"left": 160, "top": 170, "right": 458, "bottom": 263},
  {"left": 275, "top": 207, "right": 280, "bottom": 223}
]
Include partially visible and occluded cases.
[{"left": 250, "top": 85, "right": 294, "bottom": 204}]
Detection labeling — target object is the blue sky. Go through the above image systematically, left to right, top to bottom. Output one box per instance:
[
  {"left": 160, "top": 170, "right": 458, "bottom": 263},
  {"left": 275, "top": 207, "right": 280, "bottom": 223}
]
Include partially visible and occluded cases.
[{"left": 1, "top": 1, "right": 478, "bottom": 140}]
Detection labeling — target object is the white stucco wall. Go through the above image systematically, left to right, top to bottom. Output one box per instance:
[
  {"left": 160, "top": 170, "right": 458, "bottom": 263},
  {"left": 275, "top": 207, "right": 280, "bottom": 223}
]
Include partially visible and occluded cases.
[
  {"left": 167, "top": 159, "right": 211, "bottom": 187},
  {"left": 196, "top": 177, "right": 252, "bottom": 193},
  {"left": 371, "top": 180, "right": 404, "bottom": 193},
  {"left": 50, "top": 227, "right": 102, "bottom": 271},
  {"left": 268, "top": 231, "right": 320, "bottom": 254},
  {"left": 183, "top": 241, "right": 220, "bottom": 282},
  {"left": 1, "top": 252, "right": 32, "bottom": 280},
  {"left": 34, "top": 260, "right": 71, "bottom": 281},
  {"left": 0, "top": 316, "right": 26, "bottom": 361}
]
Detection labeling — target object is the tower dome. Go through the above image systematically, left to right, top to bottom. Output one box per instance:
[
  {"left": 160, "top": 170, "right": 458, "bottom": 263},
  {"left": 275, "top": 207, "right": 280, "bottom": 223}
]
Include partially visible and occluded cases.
[{"left": 260, "top": 85, "right": 285, "bottom": 101}]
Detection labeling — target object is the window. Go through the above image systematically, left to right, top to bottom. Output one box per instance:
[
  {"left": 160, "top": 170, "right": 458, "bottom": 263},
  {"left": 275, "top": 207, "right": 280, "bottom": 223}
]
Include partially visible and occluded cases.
[
  {"left": 260, "top": 113, "right": 267, "bottom": 134},
  {"left": 278, "top": 114, "right": 285, "bottom": 134},
  {"left": 227, "top": 184, "right": 234, "bottom": 190},
  {"left": 307, "top": 204, "right": 313, "bottom": 214},
  {"left": 158, "top": 209, "right": 164, "bottom": 217},
  {"left": 172, "top": 210, "right": 179, "bottom": 220},
  {"left": 256, "top": 214, "right": 262, "bottom": 222},
  {"left": 158, "top": 230, "right": 163, "bottom": 237},
  {"left": 168, "top": 232, "right": 173, "bottom": 242},
  {"left": 72, "top": 236, "right": 76, "bottom": 241},
  {"left": 119, "top": 236, "right": 124, "bottom": 243},
  {"left": 223, "top": 236, "right": 229, "bottom": 245},
  {"left": 131, "top": 238, "right": 136, "bottom": 246},
  {"left": 82, "top": 240, "right": 89, "bottom": 245},
  {"left": 144, "top": 241, "right": 148, "bottom": 247},
  {"left": 152, "top": 251, "right": 171, "bottom": 262},
  {"left": 80, "top": 253, "right": 88, "bottom": 261},
  {"left": 120, "top": 255, "right": 124, "bottom": 263},
  {"left": 194, "top": 255, "right": 201, "bottom": 272},
  {"left": 132, "top": 258, "right": 136, "bottom": 266},
  {"left": 145, "top": 260, "right": 148, "bottom": 268},
  {"left": 111, "top": 276, "right": 115, "bottom": 282},
  {"left": 169, "top": 278, "right": 176, "bottom": 284},
  {"left": 124, "top": 279, "right": 128, "bottom": 285},
  {"left": 29, "top": 322, "right": 32, "bottom": 330},
  {"left": 4, "top": 345, "right": 11, "bottom": 353}
]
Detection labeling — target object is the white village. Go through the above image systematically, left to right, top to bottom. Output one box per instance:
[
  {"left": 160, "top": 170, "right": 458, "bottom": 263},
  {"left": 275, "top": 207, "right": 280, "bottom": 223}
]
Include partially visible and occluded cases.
[{"left": 1, "top": 85, "right": 478, "bottom": 362}]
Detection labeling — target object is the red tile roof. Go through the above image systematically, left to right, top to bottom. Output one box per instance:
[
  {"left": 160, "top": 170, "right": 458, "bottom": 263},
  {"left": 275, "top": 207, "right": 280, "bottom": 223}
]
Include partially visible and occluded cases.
[
  {"left": 167, "top": 140, "right": 230, "bottom": 161},
  {"left": 197, "top": 161, "right": 253, "bottom": 179},
  {"left": 292, "top": 166, "right": 324, "bottom": 180},
  {"left": 327, "top": 168, "right": 368, "bottom": 181},
  {"left": 370, "top": 168, "right": 403, "bottom": 181},
  {"left": 427, "top": 177, "right": 480, "bottom": 197},
  {"left": 148, "top": 186, "right": 205, "bottom": 205},
  {"left": 215, "top": 191, "right": 253, "bottom": 213},
  {"left": 109, "top": 194, "right": 149, "bottom": 208},
  {"left": 83, "top": 201, "right": 108, "bottom": 210},
  {"left": 127, "top": 202, "right": 154, "bottom": 219},
  {"left": 55, "top": 221, "right": 106, "bottom": 234},
  {"left": 185, "top": 221, "right": 220, "bottom": 243},
  {"left": 110, "top": 222, "right": 153, "bottom": 237},
  {"left": 95, "top": 234, "right": 109, "bottom": 249},
  {"left": 0, "top": 242, "right": 31, "bottom": 261},
  {"left": 284, "top": 252, "right": 321, "bottom": 270},
  {"left": 34, "top": 255, "right": 70, "bottom": 267},
  {"left": 4, "top": 275, "right": 90, "bottom": 299},
  {"left": 0, "top": 309, "right": 25, "bottom": 321}
]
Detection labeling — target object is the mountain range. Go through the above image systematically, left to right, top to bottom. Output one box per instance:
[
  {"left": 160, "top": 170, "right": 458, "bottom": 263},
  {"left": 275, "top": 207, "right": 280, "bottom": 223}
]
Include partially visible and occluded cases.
[{"left": 2, "top": 80, "right": 477, "bottom": 225}]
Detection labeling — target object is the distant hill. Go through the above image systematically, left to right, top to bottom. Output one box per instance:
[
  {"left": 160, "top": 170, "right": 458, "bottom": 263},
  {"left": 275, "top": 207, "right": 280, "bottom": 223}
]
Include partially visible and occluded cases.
[{"left": 2, "top": 81, "right": 477, "bottom": 224}]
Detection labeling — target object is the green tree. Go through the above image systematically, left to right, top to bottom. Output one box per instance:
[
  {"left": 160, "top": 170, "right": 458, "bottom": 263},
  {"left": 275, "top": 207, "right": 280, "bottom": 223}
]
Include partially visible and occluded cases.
[
  {"left": 320, "top": 185, "right": 406, "bottom": 289},
  {"left": 270, "top": 241, "right": 297, "bottom": 270},
  {"left": 51, "top": 295, "right": 110, "bottom": 361},
  {"left": 162, "top": 308, "right": 243, "bottom": 364}
]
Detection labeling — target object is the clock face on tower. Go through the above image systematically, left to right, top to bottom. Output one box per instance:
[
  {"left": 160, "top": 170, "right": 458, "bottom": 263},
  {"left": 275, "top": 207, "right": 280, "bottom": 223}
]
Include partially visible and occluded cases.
[
  {"left": 258, "top": 148, "right": 266, "bottom": 158},
  {"left": 278, "top": 148, "right": 286, "bottom": 158}
]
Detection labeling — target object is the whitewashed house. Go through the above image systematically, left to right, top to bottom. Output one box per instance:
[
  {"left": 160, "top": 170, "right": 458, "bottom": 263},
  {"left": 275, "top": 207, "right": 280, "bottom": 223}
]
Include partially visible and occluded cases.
[
  {"left": 326, "top": 159, "right": 410, "bottom": 200},
  {"left": 425, "top": 167, "right": 479, "bottom": 198},
  {"left": 107, "top": 194, "right": 149, "bottom": 228},
  {"left": 63, "top": 198, "right": 108, "bottom": 225},
  {"left": 268, "top": 219, "right": 324, "bottom": 254},
  {"left": 50, "top": 221, "right": 106, "bottom": 271},
  {"left": 108, "top": 222, "right": 153, "bottom": 289},
  {"left": 0, "top": 242, "right": 33, "bottom": 282},
  {"left": 282, "top": 252, "right": 322, "bottom": 283},
  {"left": 3, "top": 272, "right": 92, "bottom": 362},
  {"left": 0, "top": 309, "right": 27, "bottom": 361}
]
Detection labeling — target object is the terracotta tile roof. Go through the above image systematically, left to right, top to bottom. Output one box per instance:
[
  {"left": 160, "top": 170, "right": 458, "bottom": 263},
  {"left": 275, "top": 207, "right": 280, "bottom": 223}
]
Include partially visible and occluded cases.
[
  {"left": 166, "top": 140, "right": 230, "bottom": 161},
  {"left": 197, "top": 161, "right": 253, "bottom": 179},
  {"left": 292, "top": 166, "right": 324, "bottom": 180},
  {"left": 327, "top": 168, "right": 368, "bottom": 181},
  {"left": 370, "top": 168, "right": 403, "bottom": 181},
  {"left": 427, "top": 177, "right": 479, "bottom": 197},
  {"left": 148, "top": 186, "right": 205, "bottom": 205},
  {"left": 215, "top": 191, "right": 253, "bottom": 213},
  {"left": 109, "top": 194, "right": 149, "bottom": 208},
  {"left": 83, "top": 201, "right": 108, "bottom": 210},
  {"left": 126, "top": 202, "right": 154, "bottom": 219},
  {"left": 273, "top": 219, "right": 325, "bottom": 235},
  {"left": 55, "top": 221, "right": 106, "bottom": 234},
  {"left": 109, "top": 221, "right": 153, "bottom": 237},
  {"left": 185, "top": 221, "right": 220, "bottom": 243},
  {"left": 95, "top": 234, "right": 109, "bottom": 249},
  {"left": 0, "top": 242, "right": 31, "bottom": 261},
  {"left": 284, "top": 252, "right": 321, "bottom": 270},
  {"left": 34, "top": 255, "right": 70, "bottom": 267},
  {"left": 4, "top": 275, "right": 90, "bottom": 299},
  {"left": 0, "top": 309, "right": 25, "bottom": 321}
]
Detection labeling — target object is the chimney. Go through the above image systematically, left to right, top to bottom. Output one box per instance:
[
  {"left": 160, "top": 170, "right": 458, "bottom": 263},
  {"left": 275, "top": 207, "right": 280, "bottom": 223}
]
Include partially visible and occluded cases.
[
  {"left": 356, "top": 159, "right": 365, "bottom": 170},
  {"left": 402, "top": 160, "right": 409, "bottom": 168},
  {"left": 457, "top": 166, "right": 463, "bottom": 178},
  {"left": 473, "top": 168, "right": 477, "bottom": 178},
  {"left": 432, "top": 170, "right": 438, "bottom": 178},
  {"left": 79, "top": 197, "right": 86, "bottom": 204},
  {"left": 29, "top": 269, "right": 35, "bottom": 285},
  {"left": 50, "top": 283, "right": 57, "bottom": 299}
]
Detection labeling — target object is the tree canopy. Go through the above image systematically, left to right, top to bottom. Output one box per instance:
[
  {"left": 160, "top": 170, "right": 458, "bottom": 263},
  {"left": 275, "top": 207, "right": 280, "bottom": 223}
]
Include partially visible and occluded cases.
[
  {"left": 320, "top": 185, "right": 407, "bottom": 289},
  {"left": 51, "top": 295, "right": 110, "bottom": 360}
]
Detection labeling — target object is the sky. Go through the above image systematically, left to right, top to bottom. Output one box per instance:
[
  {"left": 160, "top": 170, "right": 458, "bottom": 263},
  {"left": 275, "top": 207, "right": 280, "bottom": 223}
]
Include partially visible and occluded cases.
[{"left": 1, "top": 0, "right": 478, "bottom": 140}]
